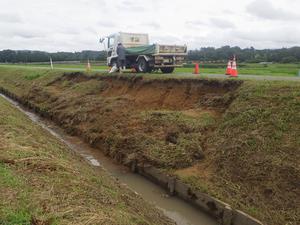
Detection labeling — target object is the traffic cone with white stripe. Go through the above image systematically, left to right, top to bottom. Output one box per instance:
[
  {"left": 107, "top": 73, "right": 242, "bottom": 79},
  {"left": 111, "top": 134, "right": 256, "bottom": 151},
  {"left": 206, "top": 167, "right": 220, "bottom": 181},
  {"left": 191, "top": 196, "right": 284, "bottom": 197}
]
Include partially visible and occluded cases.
[
  {"left": 230, "top": 56, "right": 238, "bottom": 77},
  {"left": 225, "top": 60, "right": 232, "bottom": 75}
]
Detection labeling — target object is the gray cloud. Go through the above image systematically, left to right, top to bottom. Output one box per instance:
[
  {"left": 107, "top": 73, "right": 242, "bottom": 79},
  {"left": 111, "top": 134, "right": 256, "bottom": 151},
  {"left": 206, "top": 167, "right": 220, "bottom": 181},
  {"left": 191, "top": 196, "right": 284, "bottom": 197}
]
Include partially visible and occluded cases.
[
  {"left": 117, "top": 0, "right": 146, "bottom": 11},
  {"left": 246, "top": 0, "right": 300, "bottom": 21},
  {"left": 0, "top": 13, "right": 22, "bottom": 23},
  {"left": 186, "top": 18, "right": 235, "bottom": 29},
  {"left": 209, "top": 18, "right": 235, "bottom": 29},
  {"left": 185, "top": 20, "right": 207, "bottom": 27},
  {"left": 97, "top": 21, "right": 117, "bottom": 28},
  {"left": 0, "top": 22, "right": 45, "bottom": 39},
  {"left": 140, "top": 22, "right": 161, "bottom": 29},
  {"left": 235, "top": 26, "right": 300, "bottom": 46},
  {"left": 14, "top": 33, "right": 40, "bottom": 39},
  {"left": 152, "top": 35, "right": 182, "bottom": 44}
]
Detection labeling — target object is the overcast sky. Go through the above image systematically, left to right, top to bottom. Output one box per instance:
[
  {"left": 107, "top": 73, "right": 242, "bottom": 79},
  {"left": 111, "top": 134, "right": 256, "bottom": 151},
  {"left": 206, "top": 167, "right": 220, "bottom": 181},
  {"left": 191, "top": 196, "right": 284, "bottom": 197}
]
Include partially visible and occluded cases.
[{"left": 1, "top": 0, "right": 300, "bottom": 52}]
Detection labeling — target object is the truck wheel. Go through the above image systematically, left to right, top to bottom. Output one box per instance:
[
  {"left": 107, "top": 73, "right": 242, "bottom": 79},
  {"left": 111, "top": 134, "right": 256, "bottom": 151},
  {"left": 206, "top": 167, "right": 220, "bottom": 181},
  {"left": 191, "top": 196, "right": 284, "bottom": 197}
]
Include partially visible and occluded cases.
[
  {"left": 137, "top": 58, "right": 149, "bottom": 73},
  {"left": 160, "top": 67, "right": 175, "bottom": 74}
]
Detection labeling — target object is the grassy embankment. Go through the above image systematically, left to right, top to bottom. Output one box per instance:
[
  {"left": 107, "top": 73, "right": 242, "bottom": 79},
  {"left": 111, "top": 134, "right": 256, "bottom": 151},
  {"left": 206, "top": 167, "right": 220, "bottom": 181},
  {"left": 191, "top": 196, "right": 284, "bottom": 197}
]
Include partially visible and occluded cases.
[
  {"left": 1, "top": 62, "right": 299, "bottom": 76},
  {"left": 0, "top": 67, "right": 299, "bottom": 225},
  {"left": 176, "top": 81, "right": 300, "bottom": 225},
  {"left": 0, "top": 83, "right": 174, "bottom": 224}
]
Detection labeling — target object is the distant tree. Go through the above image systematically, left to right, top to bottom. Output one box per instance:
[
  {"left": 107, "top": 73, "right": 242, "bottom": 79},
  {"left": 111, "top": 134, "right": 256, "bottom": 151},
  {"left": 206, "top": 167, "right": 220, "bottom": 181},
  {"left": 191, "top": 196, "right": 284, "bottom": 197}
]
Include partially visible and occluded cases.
[
  {"left": 0, "top": 46, "right": 300, "bottom": 63},
  {"left": 187, "top": 46, "right": 300, "bottom": 63},
  {"left": 0, "top": 50, "right": 107, "bottom": 63},
  {"left": 281, "top": 56, "right": 298, "bottom": 63}
]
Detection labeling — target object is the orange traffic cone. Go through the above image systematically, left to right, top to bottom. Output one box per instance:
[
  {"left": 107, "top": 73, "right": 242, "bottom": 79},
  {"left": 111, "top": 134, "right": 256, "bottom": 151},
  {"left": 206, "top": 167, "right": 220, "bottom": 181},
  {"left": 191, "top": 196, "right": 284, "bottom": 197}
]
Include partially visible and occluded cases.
[
  {"left": 230, "top": 57, "right": 238, "bottom": 77},
  {"left": 86, "top": 59, "right": 91, "bottom": 72},
  {"left": 225, "top": 60, "right": 232, "bottom": 75},
  {"left": 194, "top": 63, "right": 199, "bottom": 74}
]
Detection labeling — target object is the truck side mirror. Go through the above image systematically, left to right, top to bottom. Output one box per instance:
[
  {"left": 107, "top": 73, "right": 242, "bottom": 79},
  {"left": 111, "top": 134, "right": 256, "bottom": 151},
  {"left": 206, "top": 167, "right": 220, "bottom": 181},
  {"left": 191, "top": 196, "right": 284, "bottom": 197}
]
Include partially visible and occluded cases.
[{"left": 99, "top": 38, "right": 105, "bottom": 43}]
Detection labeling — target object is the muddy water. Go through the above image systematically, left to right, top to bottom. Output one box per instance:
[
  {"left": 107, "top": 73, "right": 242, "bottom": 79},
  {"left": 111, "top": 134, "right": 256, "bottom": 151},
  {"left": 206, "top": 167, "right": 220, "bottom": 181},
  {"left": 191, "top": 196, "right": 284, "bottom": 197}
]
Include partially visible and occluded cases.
[{"left": 0, "top": 94, "right": 218, "bottom": 225}]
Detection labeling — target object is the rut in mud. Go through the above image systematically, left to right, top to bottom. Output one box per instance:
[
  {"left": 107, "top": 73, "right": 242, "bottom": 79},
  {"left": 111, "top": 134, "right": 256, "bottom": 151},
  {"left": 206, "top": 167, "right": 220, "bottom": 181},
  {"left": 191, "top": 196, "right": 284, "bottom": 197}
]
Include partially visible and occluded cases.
[{"left": 24, "top": 73, "right": 242, "bottom": 169}]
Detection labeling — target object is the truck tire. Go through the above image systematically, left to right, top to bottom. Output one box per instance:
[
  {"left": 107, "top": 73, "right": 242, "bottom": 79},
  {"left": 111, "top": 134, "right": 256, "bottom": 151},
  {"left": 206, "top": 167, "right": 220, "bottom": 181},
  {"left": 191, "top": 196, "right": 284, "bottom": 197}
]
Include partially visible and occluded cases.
[
  {"left": 137, "top": 58, "right": 149, "bottom": 73},
  {"left": 160, "top": 67, "right": 175, "bottom": 74}
]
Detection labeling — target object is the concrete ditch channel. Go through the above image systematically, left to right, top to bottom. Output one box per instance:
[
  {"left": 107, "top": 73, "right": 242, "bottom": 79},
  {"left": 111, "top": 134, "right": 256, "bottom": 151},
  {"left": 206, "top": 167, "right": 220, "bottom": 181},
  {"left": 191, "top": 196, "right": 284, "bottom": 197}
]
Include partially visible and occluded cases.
[{"left": 0, "top": 87, "right": 264, "bottom": 225}]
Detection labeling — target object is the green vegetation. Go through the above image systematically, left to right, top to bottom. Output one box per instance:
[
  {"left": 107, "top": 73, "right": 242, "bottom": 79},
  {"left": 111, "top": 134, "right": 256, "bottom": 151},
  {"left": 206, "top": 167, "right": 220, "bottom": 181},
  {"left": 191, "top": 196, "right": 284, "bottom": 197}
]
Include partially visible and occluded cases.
[
  {"left": 2, "top": 46, "right": 300, "bottom": 63},
  {"left": 188, "top": 46, "right": 300, "bottom": 63},
  {"left": 0, "top": 49, "right": 106, "bottom": 63},
  {"left": 1, "top": 62, "right": 299, "bottom": 76},
  {"left": 1, "top": 63, "right": 107, "bottom": 69},
  {"left": 176, "top": 63, "right": 300, "bottom": 76},
  {"left": 0, "top": 67, "right": 299, "bottom": 225},
  {"left": 176, "top": 81, "right": 300, "bottom": 225},
  {"left": 0, "top": 95, "right": 174, "bottom": 225},
  {"left": 138, "top": 110, "right": 216, "bottom": 168},
  {"left": 0, "top": 163, "right": 31, "bottom": 225}
]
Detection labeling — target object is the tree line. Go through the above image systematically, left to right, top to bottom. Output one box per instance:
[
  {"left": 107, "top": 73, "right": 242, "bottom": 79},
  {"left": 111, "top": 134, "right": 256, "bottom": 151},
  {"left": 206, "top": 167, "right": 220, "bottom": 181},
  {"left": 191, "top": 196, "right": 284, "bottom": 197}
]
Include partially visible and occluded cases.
[
  {"left": 1, "top": 46, "right": 300, "bottom": 63},
  {"left": 188, "top": 46, "right": 300, "bottom": 63},
  {"left": 0, "top": 50, "right": 106, "bottom": 63}
]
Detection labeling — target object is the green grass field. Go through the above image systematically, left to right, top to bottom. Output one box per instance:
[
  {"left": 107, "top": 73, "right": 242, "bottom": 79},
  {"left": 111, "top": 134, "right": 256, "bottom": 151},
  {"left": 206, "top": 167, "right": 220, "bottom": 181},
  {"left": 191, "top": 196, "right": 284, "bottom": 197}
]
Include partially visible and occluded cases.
[
  {"left": 1, "top": 62, "right": 299, "bottom": 76},
  {"left": 178, "top": 63, "right": 300, "bottom": 76}
]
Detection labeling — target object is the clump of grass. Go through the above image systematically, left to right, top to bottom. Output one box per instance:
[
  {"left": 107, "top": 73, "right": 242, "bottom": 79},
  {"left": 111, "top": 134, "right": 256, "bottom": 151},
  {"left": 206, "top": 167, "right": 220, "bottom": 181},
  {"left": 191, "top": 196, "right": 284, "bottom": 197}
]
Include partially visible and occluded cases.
[
  {"left": 24, "top": 72, "right": 44, "bottom": 80},
  {"left": 136, "top": 110, "right": 216, "bottom": 168},
  {"left": 142, "top": 110, "right": 216, "bottom": 133}
]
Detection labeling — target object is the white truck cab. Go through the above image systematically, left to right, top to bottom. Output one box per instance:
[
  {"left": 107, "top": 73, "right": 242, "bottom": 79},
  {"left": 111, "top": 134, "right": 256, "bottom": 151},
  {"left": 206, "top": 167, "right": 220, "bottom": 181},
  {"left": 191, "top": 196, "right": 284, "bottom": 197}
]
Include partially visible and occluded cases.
[{"left": 100, "top": 32, "right": 187, "bottom": 73}]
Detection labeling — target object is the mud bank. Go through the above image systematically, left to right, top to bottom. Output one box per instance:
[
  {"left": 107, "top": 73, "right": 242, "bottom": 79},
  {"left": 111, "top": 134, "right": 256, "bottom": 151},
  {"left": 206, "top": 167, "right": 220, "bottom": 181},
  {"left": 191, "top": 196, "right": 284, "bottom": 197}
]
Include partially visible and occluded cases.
[
  {"left": 2, "top": 73, "right": 261, "bottom": 225},
  {"left": 24, "top": 73, "right": 243, "bottom": 169},
  {"left": 48, "top": 73, "right": 242, "bottom": 111},
  {"left": 0, "top": 93, "right": 216, "bottom": 225},
  {"left": 0, "top": 93, "right": 175, "bottom": 225}
]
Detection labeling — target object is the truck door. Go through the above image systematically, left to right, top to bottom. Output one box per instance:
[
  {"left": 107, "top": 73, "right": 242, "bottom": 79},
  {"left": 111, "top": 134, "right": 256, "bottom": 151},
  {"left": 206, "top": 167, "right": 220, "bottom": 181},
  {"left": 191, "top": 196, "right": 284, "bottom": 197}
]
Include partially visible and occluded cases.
[{"left": 107, "top": 37, "right": 115, "bottom": 57}]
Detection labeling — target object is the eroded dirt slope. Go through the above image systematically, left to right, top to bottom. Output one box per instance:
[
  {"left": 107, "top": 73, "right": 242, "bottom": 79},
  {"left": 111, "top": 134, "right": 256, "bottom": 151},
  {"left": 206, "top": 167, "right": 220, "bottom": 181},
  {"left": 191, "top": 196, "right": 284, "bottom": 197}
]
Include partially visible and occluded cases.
[
  {"left": 0, "top": 69, "right": 299, "bottom": 225},
  {"left": 24, "top": 73, "right": 242, "bottom": 169},
  {"left": 0, "top": 94, "right": 175, "bottom": 225}
]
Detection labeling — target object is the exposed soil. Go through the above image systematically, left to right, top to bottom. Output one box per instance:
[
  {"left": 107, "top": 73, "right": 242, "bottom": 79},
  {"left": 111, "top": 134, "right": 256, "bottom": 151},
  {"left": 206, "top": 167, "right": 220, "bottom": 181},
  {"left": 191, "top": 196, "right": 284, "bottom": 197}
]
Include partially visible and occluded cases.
[{"left": 24, "top": 72, "right": 242, "bottom": 169}]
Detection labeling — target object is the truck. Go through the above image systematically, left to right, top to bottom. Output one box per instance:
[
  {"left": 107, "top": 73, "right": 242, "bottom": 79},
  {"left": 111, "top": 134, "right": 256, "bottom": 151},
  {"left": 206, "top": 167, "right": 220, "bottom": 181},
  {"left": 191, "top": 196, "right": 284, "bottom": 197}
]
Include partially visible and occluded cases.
[{"left": 99, "top": 32, "right": 187, "bottom": 73}]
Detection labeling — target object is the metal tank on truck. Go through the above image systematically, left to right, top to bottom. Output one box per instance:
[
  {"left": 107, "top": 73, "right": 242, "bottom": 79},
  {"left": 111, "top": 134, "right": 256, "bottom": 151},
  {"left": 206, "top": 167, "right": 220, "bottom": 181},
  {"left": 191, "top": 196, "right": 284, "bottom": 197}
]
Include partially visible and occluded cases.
[{"left": 100, "top": 32, "right": 187, "bottom": 73}]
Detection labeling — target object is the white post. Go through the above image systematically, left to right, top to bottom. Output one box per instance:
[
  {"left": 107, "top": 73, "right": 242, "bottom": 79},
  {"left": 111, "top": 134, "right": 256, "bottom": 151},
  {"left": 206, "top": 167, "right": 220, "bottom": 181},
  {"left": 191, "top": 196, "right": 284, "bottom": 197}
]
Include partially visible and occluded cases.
[
  {"left": 50, "top": 57, "right": 53, "bottom": 70},
  {"left": 87, "top": 59, "right": 91, "bottom": 71}
]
